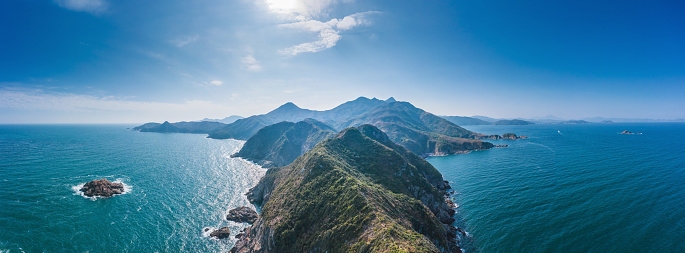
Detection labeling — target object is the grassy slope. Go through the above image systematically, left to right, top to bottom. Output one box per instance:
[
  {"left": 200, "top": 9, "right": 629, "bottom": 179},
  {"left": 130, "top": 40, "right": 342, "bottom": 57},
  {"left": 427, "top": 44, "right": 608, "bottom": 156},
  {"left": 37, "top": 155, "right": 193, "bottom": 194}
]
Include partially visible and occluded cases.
[
  {"left": 232, "top": 119, "right": 336, "bottom": 168},
  {"left": 233, "top": 126, "right": 457, "bottom": 253}
]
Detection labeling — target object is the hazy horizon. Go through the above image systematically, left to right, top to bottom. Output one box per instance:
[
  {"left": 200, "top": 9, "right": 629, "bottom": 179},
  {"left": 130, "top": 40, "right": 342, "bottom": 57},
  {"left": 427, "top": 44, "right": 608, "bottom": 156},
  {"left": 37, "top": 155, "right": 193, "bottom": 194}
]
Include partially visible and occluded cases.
[{"left": 2, "top": 0, "right": 683, "bottom": 123}]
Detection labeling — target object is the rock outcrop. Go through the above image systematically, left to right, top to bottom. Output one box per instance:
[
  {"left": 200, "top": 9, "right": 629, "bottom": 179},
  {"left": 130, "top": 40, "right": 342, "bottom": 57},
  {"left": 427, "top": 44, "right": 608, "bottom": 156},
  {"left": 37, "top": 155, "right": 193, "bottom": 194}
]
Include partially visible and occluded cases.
[
  {"left": 80, "top": 179, "right": 124, "bottom": 197},
  {"left": 226, "top": 206, "right": 259, "bottom": 224},
  {"left": 210, "top": 227, "right": 231, "bottom": 239}
]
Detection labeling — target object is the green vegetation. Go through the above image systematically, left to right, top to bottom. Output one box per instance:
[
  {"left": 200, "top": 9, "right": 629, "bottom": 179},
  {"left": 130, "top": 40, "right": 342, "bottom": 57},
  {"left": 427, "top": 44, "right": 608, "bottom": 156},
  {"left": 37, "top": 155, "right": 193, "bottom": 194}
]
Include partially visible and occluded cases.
[
  {"left": 339, "top": 102, "right": 492, "bottom": 155},
  {"left": 232, "top": 119, "right": 336, "bottom": 168},
  {"left": 233, "top": 125, "right": 458, "bottom": 253},
  {"left": 502, "top": 133, "right": 517, "bottom": 139}
]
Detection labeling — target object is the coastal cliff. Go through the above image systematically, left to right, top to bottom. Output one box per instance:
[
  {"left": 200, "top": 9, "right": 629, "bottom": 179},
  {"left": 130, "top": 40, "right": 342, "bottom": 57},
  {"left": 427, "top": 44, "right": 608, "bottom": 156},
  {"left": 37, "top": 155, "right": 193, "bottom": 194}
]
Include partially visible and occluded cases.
[{"left": 232, "top": 125, "right": 459, "bottom": 252}]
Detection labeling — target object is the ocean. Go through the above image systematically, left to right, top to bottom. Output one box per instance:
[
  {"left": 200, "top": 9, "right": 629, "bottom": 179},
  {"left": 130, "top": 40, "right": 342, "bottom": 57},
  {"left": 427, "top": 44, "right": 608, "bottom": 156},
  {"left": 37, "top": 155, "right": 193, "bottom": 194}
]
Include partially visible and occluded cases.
[
  {"left": 1, "top": 123, "right": 684, "bottom": 252},
  {"left": 429, "top": 123, "right": 685, "bottom": 253},
  {"left": 0, "top": 125, "right": 264, "bottom": 252}
]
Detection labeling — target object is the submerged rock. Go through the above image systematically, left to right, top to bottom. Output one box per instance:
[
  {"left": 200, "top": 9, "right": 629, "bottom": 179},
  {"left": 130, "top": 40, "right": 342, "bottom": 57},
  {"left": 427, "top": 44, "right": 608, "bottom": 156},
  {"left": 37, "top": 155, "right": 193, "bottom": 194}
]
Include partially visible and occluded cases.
[
  {"left": 80, "top": 179, "right": 124, "bottom": 197},
  {"left": 226, "top": 206, "right": 259, "bottom": 224},
  {"left": 210, "top": 227, "right": 231, "bottom": 239}
]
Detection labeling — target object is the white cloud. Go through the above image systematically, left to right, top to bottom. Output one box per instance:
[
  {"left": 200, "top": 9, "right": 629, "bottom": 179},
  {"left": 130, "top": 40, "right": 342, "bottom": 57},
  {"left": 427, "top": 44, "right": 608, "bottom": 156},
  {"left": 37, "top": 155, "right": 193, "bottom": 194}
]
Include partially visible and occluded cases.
[
  {"left": 54, "top": 0, "right": 107, "bottom": 14},
  {"left": 278, "top": 11, "right": 378, "bottom": 55},
  {"left": 171, "top": 35, "right": 200, "bottom": 47},
  {"left": 241, "top": 55, "right": 262, "bottom": 71},
  {"left": 210, "top": 80, "right": 223, "bottom": 86}
]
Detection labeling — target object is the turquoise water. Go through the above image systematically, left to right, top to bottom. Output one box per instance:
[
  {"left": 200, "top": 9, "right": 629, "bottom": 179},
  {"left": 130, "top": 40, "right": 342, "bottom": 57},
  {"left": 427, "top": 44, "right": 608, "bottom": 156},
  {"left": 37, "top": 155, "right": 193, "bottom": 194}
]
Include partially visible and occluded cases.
[
  {"left": 429, "top": 123, "right": 685, "bottom": 253},
  {"left": 1, "top": 124, "right": 684, "bottom": 252},
  {"left": 0, "top": 125, "right": 265, "bottom": 252}
]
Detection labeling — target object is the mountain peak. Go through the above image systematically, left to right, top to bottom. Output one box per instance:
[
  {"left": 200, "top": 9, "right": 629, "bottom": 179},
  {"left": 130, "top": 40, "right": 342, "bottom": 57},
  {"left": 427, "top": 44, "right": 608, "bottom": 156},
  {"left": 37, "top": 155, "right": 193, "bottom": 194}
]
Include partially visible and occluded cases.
[
  {"left": 386, "top": 97, "right": 396, "bottom": 102},
  {"left": 278, "top": 102, "right": 300, "bottom": 109}
]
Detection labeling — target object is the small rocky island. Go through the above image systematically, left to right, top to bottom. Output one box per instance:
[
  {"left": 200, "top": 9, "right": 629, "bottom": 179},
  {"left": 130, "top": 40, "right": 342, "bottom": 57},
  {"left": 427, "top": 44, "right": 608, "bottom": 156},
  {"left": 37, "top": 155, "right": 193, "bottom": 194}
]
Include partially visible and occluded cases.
[
  {"left": 620, "top": 130, "right": 642, "bottom": 135},
  {"left": 80, "top": 179, "right": 124, "bottom": 197},
  {"left": 226, "top": 206, "right": 259, "bottom": 224},
  {"left": 209, "top": 227, "right": 231, "bottom": 239}
]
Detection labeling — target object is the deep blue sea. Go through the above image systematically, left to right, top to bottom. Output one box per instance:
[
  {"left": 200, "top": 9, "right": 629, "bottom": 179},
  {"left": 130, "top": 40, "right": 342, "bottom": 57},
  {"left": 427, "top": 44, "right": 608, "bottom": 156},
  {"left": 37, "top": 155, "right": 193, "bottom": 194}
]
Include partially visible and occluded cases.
[
  {"left": 1, "top": 123, "right": 684, "bottom": 252},
  {"left": 429, "top": 123, "right": 685, "bottom": 253},
  {"left": 0, "top": 125, "right": 264, "bottom": 252}
]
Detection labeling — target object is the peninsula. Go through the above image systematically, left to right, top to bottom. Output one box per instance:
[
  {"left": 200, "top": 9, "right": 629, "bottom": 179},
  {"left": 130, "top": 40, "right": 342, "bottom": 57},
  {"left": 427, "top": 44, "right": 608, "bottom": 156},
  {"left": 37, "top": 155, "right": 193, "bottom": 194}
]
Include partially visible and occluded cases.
[{"left": 232, "top": 125, "right": 460, "bottom": 252}]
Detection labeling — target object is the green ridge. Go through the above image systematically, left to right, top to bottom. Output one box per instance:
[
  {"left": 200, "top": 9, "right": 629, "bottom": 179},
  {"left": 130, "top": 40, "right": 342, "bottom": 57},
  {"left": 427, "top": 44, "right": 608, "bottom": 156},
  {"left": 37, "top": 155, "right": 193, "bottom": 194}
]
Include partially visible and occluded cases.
[{"left": 232, "top": 125, "right": 458, "bottom": 253}]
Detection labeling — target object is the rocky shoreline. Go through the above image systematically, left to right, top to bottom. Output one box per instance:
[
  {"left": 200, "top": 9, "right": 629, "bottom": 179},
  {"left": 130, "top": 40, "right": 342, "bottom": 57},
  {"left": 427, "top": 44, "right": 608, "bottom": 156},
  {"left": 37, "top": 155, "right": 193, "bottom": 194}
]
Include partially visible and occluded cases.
[
  {"left": 478, "top": 133, "right": 529, "bottom": 140},
  {"left": 205, "top": 206, "right": 259, "bottom": 240},
  {"left": 226, "top": 206, "right": 259, "bottom": 224}
]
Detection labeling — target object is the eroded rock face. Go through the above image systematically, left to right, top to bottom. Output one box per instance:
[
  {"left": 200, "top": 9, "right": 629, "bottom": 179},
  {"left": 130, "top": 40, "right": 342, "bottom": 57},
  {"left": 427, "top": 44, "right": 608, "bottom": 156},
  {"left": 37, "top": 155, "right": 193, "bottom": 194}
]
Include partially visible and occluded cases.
[
  {"left": 80, "top": 179, "right": 124, "bottom": 197},
  {"left": 226, "top": 206, "right": 259, "bottom": 224},
  {"left": 210, "top": 227, "right": 231, "bottom": 239}
]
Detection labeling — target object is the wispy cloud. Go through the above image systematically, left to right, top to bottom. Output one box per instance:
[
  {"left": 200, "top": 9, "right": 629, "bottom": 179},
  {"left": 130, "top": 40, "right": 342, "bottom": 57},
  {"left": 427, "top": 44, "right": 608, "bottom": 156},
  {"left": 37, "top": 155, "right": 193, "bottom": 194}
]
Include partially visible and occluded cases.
[
  {"left": 54, "top": 0, "right": 108, "bottom": 14},
  {"left": 264, "top": 0, "right": 378, "bottom": 55},
  {"left": 278, "top": 11, "right": 378, "bottom": 55},
  {"left": 171, "top": 35, "right": 200, "bottom": 47},
  {"left": 241, "top": 55, "right": 262, "bottom": 71},
  {"left": 209, "top": 80, "right": 223, "bottom": 86}
]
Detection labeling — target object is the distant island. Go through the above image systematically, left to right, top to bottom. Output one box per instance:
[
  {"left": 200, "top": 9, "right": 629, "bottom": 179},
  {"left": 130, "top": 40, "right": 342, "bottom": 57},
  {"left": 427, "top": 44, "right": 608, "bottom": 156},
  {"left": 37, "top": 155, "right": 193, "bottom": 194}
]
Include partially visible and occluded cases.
[
  {"left": 441, "top": 116, "right": 534, "bottom": 126},
  {"left": 494, "top": 119, "right": 534, "bottom": 125},
  {"left": 556, "top": 120, "right": 590, "bottom": 124},
  {"left": 133, "top": 121, "right": 227, "bottom": 134}
]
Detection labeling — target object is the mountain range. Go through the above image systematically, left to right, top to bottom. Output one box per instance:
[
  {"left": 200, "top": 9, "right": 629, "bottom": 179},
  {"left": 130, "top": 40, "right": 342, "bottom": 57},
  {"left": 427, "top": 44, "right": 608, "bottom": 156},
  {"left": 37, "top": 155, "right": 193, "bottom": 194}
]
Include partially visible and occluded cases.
[{"left": 137, "top": 97, "right": 497, "bottom": 157}]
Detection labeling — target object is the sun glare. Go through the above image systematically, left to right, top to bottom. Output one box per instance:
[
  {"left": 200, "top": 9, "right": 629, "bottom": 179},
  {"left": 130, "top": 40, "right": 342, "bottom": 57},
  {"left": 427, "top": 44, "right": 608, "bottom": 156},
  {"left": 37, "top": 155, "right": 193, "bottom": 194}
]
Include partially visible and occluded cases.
[{"left": 266, "top": 0, "right": 300, "bottom": 13}]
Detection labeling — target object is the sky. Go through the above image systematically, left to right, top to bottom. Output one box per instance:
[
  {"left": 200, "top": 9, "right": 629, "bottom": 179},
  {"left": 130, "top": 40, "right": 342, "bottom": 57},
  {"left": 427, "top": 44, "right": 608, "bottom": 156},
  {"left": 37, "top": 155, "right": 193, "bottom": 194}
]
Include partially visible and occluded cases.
[{"left": 1, "top": 0, "right": 683, "bottom": 123}]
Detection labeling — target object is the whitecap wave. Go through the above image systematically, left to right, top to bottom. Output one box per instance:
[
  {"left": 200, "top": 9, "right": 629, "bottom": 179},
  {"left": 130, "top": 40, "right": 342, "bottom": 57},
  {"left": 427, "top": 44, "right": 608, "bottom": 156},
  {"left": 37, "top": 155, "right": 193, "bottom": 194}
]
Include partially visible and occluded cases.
[
  {"left": 72, "top": 179, "right": 132, "bottom": 200},
  {"left": 201, "top": 227, "right": 215, "bottom": 238}
]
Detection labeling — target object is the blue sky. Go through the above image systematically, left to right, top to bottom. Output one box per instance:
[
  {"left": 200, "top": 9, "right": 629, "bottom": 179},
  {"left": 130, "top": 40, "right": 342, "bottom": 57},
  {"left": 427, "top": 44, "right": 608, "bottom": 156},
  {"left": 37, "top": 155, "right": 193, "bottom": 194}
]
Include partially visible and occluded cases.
[{"left": 1, "top": 0, "right": 683, "bottom": 123}]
